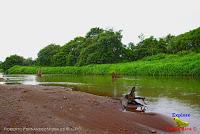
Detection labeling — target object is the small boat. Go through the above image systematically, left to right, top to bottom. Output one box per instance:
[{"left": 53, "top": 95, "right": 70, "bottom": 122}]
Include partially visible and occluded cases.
[
  {"left": 37, "top": 69, "right": 43, "bottom": 77},
  {"left": 112, "top": 72, "right": 121, "bottom": 79}
]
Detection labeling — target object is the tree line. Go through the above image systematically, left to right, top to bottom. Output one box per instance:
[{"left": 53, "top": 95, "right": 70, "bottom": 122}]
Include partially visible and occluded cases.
[{"left": 1, "top": 27, "right": 200, "bottom": 71}]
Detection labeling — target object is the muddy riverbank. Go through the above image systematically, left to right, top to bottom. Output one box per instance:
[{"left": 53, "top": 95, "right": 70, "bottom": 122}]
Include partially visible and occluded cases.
[{"left": 0, "top": 85, "right": 178, "bottom": 134}]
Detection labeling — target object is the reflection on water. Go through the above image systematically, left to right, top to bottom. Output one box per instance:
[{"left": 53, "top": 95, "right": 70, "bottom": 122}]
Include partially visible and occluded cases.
[{"left": 1, "top": 73, "right": 200, "bottom": 131}]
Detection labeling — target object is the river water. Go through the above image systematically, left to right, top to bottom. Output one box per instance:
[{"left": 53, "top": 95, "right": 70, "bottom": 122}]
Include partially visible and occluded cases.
[{"left": 0, "top": 73, "right": 200, "bottom": 133}]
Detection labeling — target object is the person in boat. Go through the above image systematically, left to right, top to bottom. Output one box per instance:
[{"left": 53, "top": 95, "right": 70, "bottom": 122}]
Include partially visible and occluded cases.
[
  {"left": 37, "top": 69, "right": 42, "bottom": 77},
  {"left": 112, "top": 72, "right": 120, "bottom": 79}
]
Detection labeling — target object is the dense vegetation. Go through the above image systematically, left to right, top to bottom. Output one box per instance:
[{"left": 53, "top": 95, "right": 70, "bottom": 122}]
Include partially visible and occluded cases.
[
  {"left": 2, "top": 27, "right": 200, "bottom": 75},
  {"left": 35, "top": 27, "right": 200, "bottom": 67},
  {"left": 39, "top": 27, "right": 200, "bottom": 67},
  {"left": 37, "top": 28, "right": 126, "bottom": 66},
  {"left": 7, "top": 53, "right": 200, "bottom": 76},
  {"left": 1, "top": 55, "right": 35, "bottom": 72},
  {"left": 0, "top": 61, "right": 2, "bottom": 72}
]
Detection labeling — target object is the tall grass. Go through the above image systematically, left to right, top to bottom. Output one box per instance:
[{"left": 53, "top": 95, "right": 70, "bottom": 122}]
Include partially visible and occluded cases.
[{"left": 7, "top": 53, "right": 200, "bottom": 76}]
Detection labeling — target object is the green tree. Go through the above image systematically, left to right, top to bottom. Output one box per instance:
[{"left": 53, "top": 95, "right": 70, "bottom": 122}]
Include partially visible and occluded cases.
[
  {"left": 36, "top": 26, "right": 200, "bottom": 66},
  {"left": 85, "top": 27, "right": 104, "bottom": 38},
  {"left": 168, "top": 27, "right": 200, "bottom": 53},
  {"left": 77, "top": 29, "right": 124, "bottom": 65},
  {"left": 134, "top": 36, "right": 160, "bottom": 59},
  {"left": 53, "top": 37, "right": 85, "bottom": 66},
  {"left": 65, "top": 37, "right": 85, "bottom": 66},
  {"left": 128, "top": 42, "right": 136, "bottom": 50},
  {"left": 37, "top": 44, "right": 60, "bottom": 66},
  {"left": 52, "top": 51, "right": 67, "bottom": 66},
  {"left": 2, "top": 55, "right": 25, "bottom": 71},
  {"left": 23, "top": 58, "right": 35, "bottom": 66},
  {"left": 0, "top": 61, "right": 2, "bottom": 70}
]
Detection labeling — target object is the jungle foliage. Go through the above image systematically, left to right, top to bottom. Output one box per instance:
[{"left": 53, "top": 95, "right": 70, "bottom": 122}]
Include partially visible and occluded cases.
[
  {"left": 2, "top": 27, "right": 200, "bottom": 71},
  {"left": 36, "top": 27, "right": 200, "bottom": 67},
  {"left": 7, "top": 53, "right": 200, "bottom": 76},
  {"left": 2, "top": 55, "right": 35, "bottom": 71}
]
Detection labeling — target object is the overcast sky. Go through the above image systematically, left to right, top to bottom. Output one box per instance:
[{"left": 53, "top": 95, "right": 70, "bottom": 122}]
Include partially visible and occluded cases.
[{"left": 0, "top": 0, "right": 200, "bottom": 61}]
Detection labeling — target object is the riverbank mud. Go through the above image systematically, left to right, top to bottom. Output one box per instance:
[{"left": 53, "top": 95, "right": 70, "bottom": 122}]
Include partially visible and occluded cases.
[{"left": 0, "top": 85, "right": 178, "bottom": 134}]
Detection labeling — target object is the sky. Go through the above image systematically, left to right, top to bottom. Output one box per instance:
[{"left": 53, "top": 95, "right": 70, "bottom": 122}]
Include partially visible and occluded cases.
[{"left": 0, "top": 0, "right": 200, "bottom": 61}]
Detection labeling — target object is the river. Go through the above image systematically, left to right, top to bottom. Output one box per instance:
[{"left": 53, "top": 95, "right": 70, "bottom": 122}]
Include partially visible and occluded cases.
[{"left": 1, "top": 73, "right": 200, "bottom": 133}]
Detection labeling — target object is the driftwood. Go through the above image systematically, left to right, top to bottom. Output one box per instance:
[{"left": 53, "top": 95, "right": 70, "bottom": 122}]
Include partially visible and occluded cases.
[{"left": 121, "top": 87, "right": 146, "bottom": 112}]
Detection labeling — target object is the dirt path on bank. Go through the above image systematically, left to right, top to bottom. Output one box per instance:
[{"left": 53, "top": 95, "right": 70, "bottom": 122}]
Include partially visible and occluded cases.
[{"left": 0, "top": 85, "right": 178, "bottom": 134}]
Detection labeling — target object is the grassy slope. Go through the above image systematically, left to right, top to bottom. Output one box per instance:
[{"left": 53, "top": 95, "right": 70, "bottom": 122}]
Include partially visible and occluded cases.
[{"left": 7, "top": 53, "right": 200, "bottom": 76}]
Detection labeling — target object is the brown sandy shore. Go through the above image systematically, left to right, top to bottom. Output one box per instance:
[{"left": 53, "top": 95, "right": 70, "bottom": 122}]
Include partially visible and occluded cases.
[{"left": 0, "top": 84, "right": 179, "bottom": 134}]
